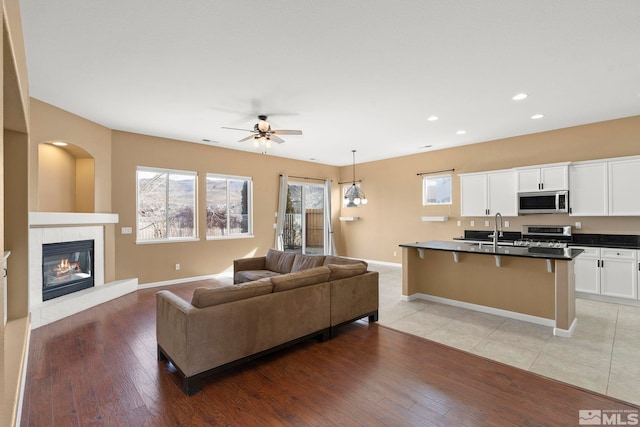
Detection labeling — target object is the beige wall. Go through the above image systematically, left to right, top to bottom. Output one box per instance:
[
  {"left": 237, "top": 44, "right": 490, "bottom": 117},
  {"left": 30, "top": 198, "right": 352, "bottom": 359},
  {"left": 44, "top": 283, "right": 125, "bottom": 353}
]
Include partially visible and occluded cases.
[
  {"left": 29, "top": 98, "right": 112, "bottom": 212},
  {"left": 338, "top": 116, "right": 640, "bottom": 263},
  {"left": 3, "top": 129, "right": 28, "bottom": 319},
  {"left": 111, "top": 131, "right": 343, "bottom": 284},
  {"left": 38, "top": 143, "right": 76, "bottom": 211},
  {"left": 75, "top": 158, "right": 95, "bottom": 212}
]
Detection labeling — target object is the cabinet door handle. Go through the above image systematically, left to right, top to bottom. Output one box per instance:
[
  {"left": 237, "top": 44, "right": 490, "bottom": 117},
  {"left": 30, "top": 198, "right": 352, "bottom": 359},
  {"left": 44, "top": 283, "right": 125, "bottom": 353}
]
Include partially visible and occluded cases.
[
  {"left": 597, "top": 260, "right": 600, "bottom": 268},
  {"left": 601, "top": 260, "right": 604, "bottom": 268},
  {"left": 2, "top": 267, "right": 6, "bottom": 278}
]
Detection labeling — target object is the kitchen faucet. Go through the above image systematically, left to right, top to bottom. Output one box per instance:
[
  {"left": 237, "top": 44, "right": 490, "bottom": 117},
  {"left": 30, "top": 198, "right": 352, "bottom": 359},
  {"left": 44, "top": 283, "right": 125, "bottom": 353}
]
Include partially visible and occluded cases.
[{"left": 489, "top": 212, "right": 503, "bottom": 249}]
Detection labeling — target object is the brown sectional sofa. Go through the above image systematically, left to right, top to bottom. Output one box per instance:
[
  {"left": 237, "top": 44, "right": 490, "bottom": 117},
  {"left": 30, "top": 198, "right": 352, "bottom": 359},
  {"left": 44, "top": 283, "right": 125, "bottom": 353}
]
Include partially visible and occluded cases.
[{"left": 156, "top": 249, "right": 378, "bottom": 395}]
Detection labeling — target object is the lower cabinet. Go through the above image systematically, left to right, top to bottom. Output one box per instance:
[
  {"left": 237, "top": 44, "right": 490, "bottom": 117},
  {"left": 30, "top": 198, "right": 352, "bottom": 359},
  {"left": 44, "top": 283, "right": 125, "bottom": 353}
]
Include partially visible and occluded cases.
[{"left": 574, "top": 247, "right": 638, "bottom": 299}]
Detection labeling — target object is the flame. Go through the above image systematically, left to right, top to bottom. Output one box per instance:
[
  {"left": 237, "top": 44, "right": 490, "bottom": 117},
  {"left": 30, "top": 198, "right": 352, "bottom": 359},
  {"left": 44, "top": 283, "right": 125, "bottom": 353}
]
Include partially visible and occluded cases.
[{"left": 54, "top": 258, "right": 80, "bottom": 276}]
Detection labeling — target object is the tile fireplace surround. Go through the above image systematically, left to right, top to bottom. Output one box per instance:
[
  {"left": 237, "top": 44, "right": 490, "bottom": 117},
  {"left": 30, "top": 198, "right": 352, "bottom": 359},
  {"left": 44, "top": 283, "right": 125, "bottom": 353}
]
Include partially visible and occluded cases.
[{"left": 28, "top": 212, "right": 137, "bottom": 328}]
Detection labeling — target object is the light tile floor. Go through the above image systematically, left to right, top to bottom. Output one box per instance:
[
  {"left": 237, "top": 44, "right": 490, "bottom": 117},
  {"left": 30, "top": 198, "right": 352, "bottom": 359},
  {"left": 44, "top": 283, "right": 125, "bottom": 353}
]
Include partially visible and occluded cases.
[{"left": 372, "top": 261, "right": 640, "bottom": 406}]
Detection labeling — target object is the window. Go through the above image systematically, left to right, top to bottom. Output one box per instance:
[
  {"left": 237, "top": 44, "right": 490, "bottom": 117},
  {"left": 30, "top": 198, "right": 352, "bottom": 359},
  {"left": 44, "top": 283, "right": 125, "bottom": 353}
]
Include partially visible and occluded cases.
[
  {"left": 137, "top": 167, "right": 197, "bottom": 242},
  {"left": 206, "top": 174, "right": 253, "bottom": 239},
  {"left": 423, "top": 174, "right": 452, "bottom": 205}
]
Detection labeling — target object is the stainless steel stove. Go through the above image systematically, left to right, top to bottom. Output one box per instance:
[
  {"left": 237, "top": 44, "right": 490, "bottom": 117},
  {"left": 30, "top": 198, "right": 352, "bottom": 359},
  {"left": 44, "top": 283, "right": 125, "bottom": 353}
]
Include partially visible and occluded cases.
[{"left": 513, "top": 225, "right": 572, "bottom": 248}]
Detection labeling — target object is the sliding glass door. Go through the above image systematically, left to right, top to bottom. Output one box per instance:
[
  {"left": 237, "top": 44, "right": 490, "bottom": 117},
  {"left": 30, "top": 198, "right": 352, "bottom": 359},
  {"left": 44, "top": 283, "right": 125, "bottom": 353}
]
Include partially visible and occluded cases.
[{"left": 284, "top": 182, "right": 326, "bottom": 255}]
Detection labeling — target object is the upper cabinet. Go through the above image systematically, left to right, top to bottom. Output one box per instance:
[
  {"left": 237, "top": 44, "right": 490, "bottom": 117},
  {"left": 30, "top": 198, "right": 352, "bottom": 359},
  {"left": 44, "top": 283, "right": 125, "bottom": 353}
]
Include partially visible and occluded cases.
[
  {"left": 459, "top": 156, "right": 640, "bottom": 218},
  {"left": 608, "top": 157, "right": 640, "bottom": 216},
  {"left": 569, "top": 161, "right": 608, "bottom": 216},
  {"left": 516, "top": 163, "right": 569, "bottom": 192},
  {"left": 460, "top": 169, "right": 517, "bottom": 217}
]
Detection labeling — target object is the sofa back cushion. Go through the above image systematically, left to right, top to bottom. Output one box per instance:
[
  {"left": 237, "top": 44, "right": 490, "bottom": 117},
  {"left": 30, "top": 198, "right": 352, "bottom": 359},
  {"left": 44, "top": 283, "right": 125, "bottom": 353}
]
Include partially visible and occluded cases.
[
  {"left": 265, "top": 249, "right": 296, "bottom": 274},
  {"left": 291, "top": 254, "right": 326, "bottom": 272},
  {"left": 323, "top": 255, "right": 368, "bottom": 269},
  {"left": 327, "top": 263, "right": 367, "bottom": 281},
  {"left": 271, "top": 266, "right": 331, "bottom": 292},
  {"left": 191, "top": 279, "right": 273, "bottom": 308}
]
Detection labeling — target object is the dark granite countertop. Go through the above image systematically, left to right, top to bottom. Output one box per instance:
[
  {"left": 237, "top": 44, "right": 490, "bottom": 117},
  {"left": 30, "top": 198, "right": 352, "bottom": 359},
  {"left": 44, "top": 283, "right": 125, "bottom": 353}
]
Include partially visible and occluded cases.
[
  {"left": 454, "top": 230, "right": 640, "bottom": 250},
  {"left": 571, "top": 233, "right": 640, "bottom": 250},
  {"left": 400, "top": 240, "right": 584, "bottom": 260}
]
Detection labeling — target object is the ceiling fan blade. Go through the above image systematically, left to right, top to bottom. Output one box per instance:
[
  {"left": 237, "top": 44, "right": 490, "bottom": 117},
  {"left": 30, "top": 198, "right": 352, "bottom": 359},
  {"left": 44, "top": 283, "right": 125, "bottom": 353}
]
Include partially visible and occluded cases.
[
  {"left": 222, "top": 126, "right": 254, "bottom": 132},
  {"left": 272, "top": 129, "right": 303, "bottom": 135},
  {"left": 238, "top": 135, "right": 256, "bottom": 143},
  {"left": 269, "top": 135, "right": 285, "bottom": 144}
]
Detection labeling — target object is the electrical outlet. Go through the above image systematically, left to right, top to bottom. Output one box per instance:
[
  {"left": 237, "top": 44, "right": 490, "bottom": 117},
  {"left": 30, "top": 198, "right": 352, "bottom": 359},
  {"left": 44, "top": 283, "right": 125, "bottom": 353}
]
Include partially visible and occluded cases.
[
  {"left": 456, "top": 220, "right": 461, "bottom": 227},
  {"left": 470, "top": 220, "right": 475, "bottom": 227},
  {"left": 484, "top": 220, "right": 490, "bottom": 227},
  {"left": 505, "top": 220, "right": 510, "bottom": 228},
  {"left": 575, "top": 221, "right": 582, "bottom": 229},
  {"left": 121, "top": 227, "right": 132, "bottom": 234},
  {"left": 393, "top": 251, "right": 397, "bottom": 257},
  {"left": 175, "top": 263, "right": 180, "bottom": 270}
]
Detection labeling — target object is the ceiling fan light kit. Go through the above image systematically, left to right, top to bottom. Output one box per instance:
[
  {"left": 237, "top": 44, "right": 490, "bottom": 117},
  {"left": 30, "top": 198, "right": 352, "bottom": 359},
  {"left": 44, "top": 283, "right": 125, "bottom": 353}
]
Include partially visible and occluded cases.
[
  {"left": 222, "top": 114, "right": 302, "bottom": 154},
  {"left": 343, "top": 150, "right": 368, "bottom": 207}
]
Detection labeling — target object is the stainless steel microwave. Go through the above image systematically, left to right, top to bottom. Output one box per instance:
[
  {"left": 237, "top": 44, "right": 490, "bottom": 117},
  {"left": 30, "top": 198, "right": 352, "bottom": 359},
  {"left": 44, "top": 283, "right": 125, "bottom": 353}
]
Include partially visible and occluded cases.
[{"left": 518, "top": 190, "right": 569, "bottom": 214}]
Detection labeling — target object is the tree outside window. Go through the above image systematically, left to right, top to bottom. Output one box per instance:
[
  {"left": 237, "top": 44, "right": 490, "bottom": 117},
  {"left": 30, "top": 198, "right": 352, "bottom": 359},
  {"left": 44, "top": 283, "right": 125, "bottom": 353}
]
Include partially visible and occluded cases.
[
  {"left": 137, "top": 167, "right": 197, "bottom": 241},
  {"left": 206, "top": 174, "right": 252, "bottom": 238}
]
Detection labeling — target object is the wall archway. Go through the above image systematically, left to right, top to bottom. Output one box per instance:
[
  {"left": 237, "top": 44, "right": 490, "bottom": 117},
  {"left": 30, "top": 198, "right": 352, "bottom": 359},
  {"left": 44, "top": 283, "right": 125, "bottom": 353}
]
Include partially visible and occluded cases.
[{"left": 38, "top": 141, "right": 96, "bottom": 212}]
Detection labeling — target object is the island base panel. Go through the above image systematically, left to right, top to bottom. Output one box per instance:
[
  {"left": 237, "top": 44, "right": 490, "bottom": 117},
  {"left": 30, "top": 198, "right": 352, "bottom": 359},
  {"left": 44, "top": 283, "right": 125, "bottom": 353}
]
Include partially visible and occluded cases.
[{"left": 402, "top": 247, "right": 556, "bottom": 320}]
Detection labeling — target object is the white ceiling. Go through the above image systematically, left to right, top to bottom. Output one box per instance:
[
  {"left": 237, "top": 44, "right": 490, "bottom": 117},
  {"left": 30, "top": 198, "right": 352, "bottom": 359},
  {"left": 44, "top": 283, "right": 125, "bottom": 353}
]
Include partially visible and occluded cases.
[{"left": 19, "top": 1, "right": 640, "bottom": 166}]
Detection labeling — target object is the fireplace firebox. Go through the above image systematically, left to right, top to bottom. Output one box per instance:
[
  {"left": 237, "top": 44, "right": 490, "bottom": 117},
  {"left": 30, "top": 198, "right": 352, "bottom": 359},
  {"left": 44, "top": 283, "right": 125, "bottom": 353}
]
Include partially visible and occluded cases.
[{"left": 42, "top": 239, "right": 94, "bottom": 301}]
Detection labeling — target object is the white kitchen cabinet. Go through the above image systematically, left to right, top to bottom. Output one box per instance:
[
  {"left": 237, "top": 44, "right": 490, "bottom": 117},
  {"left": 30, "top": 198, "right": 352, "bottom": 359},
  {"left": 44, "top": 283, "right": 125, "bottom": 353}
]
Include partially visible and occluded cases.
[
  {"left": 608, "top": 157, "right": 640, "bottom": 216},
  {"left": 569, "top": 161, "right": 608, "bottom": 216},
  {"left": 517, "top": 163, "right": 569, "bottom": 192},
  {"left": 460, "top": 170, "right": 517, "bottom": 217},
  {"left": 460, "top": 173, "right": 487, "bottom": 217},
  {"left": 574, "top": 246, "right": 638, "bottom": 299},
  {"left": 574, "top": 247, "right": 601, "bottom": 294},
  {"left": 600, "top": 248, "right": 638, "bottom": 299}
]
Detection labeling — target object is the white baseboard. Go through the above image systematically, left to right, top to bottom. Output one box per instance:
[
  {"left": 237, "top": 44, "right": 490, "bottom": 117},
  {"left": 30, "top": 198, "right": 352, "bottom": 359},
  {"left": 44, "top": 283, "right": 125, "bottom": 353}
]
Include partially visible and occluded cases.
[
  {"left": 138, "top": 272, "right": 233, "bottom": 289},
  {"left": 402, "top": 292, "right": 557, "bottom": 329},
  {"left": 554, "top": 317, "right": 577, "bottom": 338}
]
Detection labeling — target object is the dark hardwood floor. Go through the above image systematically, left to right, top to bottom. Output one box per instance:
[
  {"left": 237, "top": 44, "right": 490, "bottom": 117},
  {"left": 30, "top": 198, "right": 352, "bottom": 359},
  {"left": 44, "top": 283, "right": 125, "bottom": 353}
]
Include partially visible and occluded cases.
[{"left": 21, "top": 279, "right": 638, "bottom": 426}]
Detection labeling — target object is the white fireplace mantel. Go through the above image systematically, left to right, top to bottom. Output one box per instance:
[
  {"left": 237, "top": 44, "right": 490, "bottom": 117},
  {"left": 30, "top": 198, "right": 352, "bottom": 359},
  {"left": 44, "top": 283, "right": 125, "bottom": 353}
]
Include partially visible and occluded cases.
[{"left": 29, "top": 212, "right": 119, "bottom": 227}]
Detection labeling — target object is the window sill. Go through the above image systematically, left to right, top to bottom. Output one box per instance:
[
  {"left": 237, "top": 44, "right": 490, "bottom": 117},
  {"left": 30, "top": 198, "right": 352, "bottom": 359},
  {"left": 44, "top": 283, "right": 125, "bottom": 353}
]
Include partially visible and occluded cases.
[
  {"left": 206, "top": 234, "right": 255, "bottom": 241},
  {"left": 135, "top": 238, "right": 200, "bottom": 245}
]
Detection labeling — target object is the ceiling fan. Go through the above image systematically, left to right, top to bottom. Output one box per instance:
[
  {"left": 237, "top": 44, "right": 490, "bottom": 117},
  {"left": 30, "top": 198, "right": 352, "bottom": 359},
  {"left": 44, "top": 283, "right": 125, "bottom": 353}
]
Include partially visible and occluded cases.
[{"left": 222, "top": 115, "right": 302, "bottom": 151}]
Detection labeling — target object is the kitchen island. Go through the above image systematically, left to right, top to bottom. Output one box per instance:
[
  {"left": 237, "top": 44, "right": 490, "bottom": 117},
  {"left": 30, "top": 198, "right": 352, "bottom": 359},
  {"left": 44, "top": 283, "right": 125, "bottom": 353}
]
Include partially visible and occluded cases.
[{"left": 399, "top": 241, "right": 584, "bottom": 337}]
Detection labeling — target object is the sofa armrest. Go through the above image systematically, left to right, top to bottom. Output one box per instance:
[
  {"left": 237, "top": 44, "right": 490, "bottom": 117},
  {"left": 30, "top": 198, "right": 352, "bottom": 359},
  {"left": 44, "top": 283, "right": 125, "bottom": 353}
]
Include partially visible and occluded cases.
[
  {"left": 233, "top": 256, "right": 267, "bottom": 273},
  {"left": 330, "top": 271, "right": 379, "bottom": 327},
  {"left": 156, "top": 290, "right": 196, "bottom": 373}
]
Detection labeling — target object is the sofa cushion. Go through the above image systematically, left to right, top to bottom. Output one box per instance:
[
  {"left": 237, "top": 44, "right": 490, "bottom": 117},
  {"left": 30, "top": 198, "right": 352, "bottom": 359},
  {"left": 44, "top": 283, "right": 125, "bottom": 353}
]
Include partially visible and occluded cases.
[
  {"left": 265, "top": 249, "right": 296, "bottom": 274},
  {"left": 291, "top": 254, "right": 326, "bottom": 272},
  {"left": 323, "top": 255, "right": 368, "bottom": 269},
  {"left": 327, "top": 263, "right": 367, "bottom": 281},
  {"left": 271, "top": 266, "right": 331, "bottom": 292},
  {"left": 234, "top": 269, "right": 281, "bottom": 284},
  {"left": 191, "top": 279, "right": 273, "bottom": 308}
]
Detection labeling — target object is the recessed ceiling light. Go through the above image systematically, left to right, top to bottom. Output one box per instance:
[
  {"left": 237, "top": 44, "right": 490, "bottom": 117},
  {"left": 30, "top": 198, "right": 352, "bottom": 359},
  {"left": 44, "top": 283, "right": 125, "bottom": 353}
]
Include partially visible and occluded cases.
[
  {"left": 512, "top": 93, "right": 528, "bottom": 101},
  {"left": 531, "top": 114, "right": 544, "bottom": 120},
  {"left": 427, "top": 116, "right": 439, "bottom": 121},
  {"left": 456, "top": 130, "right": 466, "bottom": 135},
  {"left": 51, "top": 141, "right": 68, "bottom": 146}
]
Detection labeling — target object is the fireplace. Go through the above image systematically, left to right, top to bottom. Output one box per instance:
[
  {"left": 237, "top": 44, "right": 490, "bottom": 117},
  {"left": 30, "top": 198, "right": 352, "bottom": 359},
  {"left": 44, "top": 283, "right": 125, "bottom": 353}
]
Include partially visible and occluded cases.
[{"left": 42, "top": 239, "right": 94, "bottom": 301}]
